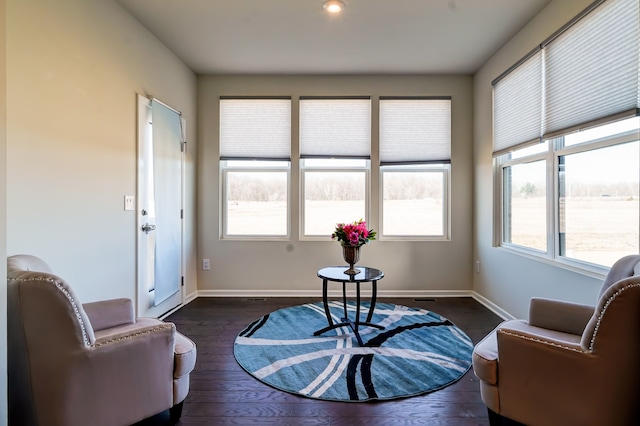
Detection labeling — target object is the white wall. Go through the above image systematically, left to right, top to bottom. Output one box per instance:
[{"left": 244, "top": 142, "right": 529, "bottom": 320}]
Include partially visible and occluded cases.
[
  {"left": 1, "top": 0, "right": 7, "bottom": 421},
  {"left": 6, "top": 0, "right": 198, "bottom": 304},
  {"left": 473, "top": 0, "right": 603, "bottom": 319},
  {"left": 197, "top": 75, "right": 474, "bottom": 296}
]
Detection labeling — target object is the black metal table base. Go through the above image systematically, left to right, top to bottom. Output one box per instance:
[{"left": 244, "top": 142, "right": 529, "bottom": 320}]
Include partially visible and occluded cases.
[
  {"left": 313, "top": 268, "right": 385, "bottom": 346},
  {"left": 313, "top": 317, "right": 384, "bottom": 347}
]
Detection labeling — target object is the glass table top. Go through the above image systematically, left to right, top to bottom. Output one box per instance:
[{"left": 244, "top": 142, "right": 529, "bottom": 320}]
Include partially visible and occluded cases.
[{"left": 317, "top": 266, "right": 384, "bottom": 282}]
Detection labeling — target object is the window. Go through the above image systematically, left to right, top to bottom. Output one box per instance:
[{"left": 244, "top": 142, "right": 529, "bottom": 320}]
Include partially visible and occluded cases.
[
  {"left": 493, "top": 0, "right": 640, "bottom": 269},
  {"left": 299, "top": 97, "right": 371, "bottom": 237},
  {"left": 379, "top": 97, "right": 451, "bottom": 239},
  {"left": 219, "top": 98, "right": 291, "bottom": 238},
  {"left": 499, "top": 120, "right": 639, "bottom": 267},
  {"left": 557, "top": 121, "right": 639, "bottom": 267},
  {"left": 501, "top": 150, "right": 547, "bottom": 252},
  {"left": 301, "top": 159, "right": 368, "bottom": 236},
  {"left": 221, "top": 160, "right": 289, "bottom": 237}
]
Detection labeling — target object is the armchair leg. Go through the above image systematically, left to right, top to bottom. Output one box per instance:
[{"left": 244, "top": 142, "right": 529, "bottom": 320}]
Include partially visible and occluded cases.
[{"left": 169, "top": 402, "right": 184, "bottom": 424}]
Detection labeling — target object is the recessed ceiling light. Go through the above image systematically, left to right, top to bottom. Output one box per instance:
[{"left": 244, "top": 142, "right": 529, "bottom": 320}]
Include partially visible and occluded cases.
[{"left": 323, "top": 0, "right": 345, "bottom": 14}]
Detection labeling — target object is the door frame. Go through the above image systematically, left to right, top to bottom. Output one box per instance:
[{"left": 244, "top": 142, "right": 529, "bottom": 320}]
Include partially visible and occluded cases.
[{"left": 136, "top": 94, "right": 184, "bottom": 318}]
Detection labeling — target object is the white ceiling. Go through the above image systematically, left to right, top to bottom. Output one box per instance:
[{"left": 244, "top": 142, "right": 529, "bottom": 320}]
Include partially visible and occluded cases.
[{"left": 115, "top": 0, "right": 551, "bottom": 75}]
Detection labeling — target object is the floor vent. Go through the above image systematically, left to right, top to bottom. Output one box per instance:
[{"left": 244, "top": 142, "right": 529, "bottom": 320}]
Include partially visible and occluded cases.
[
  {"left": 241, "top": 298, "right": 267, "bottom": 302},
  {"left": 412, "top": 298, "right": 436, "bottom": 302}
]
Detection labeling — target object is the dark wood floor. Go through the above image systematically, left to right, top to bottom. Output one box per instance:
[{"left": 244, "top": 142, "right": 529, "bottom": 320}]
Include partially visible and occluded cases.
[{"left": 138, "top": 297, "right": 503, "bottom": 426}]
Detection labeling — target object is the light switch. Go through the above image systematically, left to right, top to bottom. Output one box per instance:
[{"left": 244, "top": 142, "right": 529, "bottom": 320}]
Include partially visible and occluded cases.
[{"left": 124, "top": 195, "right": 135, "bottom": 211}]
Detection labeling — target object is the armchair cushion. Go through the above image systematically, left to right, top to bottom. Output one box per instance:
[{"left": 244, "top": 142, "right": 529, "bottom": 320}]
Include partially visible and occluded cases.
[
  {"left": 528, "top": 297, "right": 594, "bottom": 335},
  {"left": 83, "top": 298, "right": 135, "bottom": 331},
  {"left": 93, "top": 317, "right": 167, "bottom": 342},
  {"left": 473, "top": 319, "right": 583, "bottom": 386},
  {"left": 473, "top": 322, "right": 507, "bottom": 386},
  {"left": 173, "top": 332, "right": 197, "bottom": 406},
  {"left": 174, "top": 332, "right": 197, "bottom": 379}
]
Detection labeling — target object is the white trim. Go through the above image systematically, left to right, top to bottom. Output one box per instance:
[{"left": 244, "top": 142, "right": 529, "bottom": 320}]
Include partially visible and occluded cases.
[
  {"left": 136, "top": 94, "right": 152, "bottom": 318},
  {"left": 136, "top": 95, "right": 184, "bottom": 318},
  {"left": 150, "top": 96, "right": 182, "bottom": 116},
  {"left": 494, "top": 114, "right": 639, "bottom": 273},
  {"left": 299, "top": 159, "right": 371, "bottom": 239},
  {"left": 220, "top": 161, "right": 291, "bottom": 240},
  {"left": 378, "top": 165, "right": 452, "bottom": 241},
  {"left": 168, "top": 289, "right": 515, "bottom": 322},
  {"left": 197, "top": 289, "right": 475, "bottom": 299},
  {"left": 184, "top": 290, "right": 199, "bottom": 305},
  {"left": 158, "top": 291, "right": 198, "bottom": 320},
  {"left": 470, "top": 291, "right": 515, "bottom": 321},
  {"left": 159, "top": 304, "right": 182, "bottom": 321}
]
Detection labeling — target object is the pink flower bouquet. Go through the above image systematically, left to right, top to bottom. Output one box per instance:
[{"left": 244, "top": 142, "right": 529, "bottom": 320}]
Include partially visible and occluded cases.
[{"left": 331, "top": 219, "right": 377, "bottom": 247}]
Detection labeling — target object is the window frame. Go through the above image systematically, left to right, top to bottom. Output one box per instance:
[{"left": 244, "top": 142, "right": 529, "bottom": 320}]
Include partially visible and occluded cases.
[
  {"left": 492, "top": 0, "right": 640, "bottom": 274},
  {"left": 378, "top": 96, "right": 452, "bottom": 240},
  {"left": 218, "top": 97, "right": 292, "bottom": 240},
  {"left": 298, "top": 97, "right": 372, "bottom": 240},
  {"left": 495, "top": 120, "right": 639, "bottom": 275},
  {"left": 553, "top": 127, "right": 639, "bottom": 270},
  {"left": 496, "top": 146, "right": 552, "bottom": 255},
  {"left": 299, "top": 158, "right": 371, "bottom": 240},
  {"left": 220, "top": 160, "right": 292, "bottom": 241},
  {"left": 379, "top": 163, "right": 452, "bottom": 241}
]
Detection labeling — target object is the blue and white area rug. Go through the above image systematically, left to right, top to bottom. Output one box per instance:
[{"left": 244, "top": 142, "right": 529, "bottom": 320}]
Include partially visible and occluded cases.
[{"left": 234, "top": 302, "right": 474, "bottom": 402}]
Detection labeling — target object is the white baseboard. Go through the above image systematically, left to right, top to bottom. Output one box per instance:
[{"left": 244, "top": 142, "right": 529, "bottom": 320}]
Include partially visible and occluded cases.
[
  {"left": 181, "top": 289, "right": 514, "bottom": 321},
  {"left": 196, "top": 289, "right": 475, "bottom": 299},
  {"left": 184, "top": 290, "right": 198, "bottom": 305},
  {"left": 159, "top": 291, "right": 199, "bottom": 320},
  {"left": 470, "top": 291, "right": 515, "bottom": 321}
]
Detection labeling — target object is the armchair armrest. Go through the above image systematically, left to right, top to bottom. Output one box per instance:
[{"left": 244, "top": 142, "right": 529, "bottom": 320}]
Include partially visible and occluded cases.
[
  {"left": 528, "top": 297, "right": 594, "bottom": 336},
  {"left": 83, "top": 298, "right": 135, "bottom": 332},
  {"left": 71, "top": 322, "right": 177, "bottom": 423},
  {"left": 498, "top": 323, "right": 584, "bottom": 353},
  {"left": 495, "top": 326, "right": 595, "bottom": 423}
]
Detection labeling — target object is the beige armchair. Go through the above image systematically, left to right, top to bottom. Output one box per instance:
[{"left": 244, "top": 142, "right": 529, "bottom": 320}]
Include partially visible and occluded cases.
[
  {"left": 7, "top": 254, "right": 197, "bottom": 426},
  {"left": 473, "top": 255, "right": 640, "bottom": 426}
]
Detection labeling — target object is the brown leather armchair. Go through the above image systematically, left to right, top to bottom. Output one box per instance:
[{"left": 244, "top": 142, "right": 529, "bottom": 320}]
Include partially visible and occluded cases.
[
  {"left": 7, "top": 254, "right": 197, "bottom": 426},
  {"left": 473, "top": 255, "right": 640, "bottom": 426}
]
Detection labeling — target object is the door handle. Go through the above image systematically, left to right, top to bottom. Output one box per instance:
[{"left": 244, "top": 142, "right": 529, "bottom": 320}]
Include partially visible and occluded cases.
[{"left": 141, "top": 223, "right": 156, "bottom": 234}]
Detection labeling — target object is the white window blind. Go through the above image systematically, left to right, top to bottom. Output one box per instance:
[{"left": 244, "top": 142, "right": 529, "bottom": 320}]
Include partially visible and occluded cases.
[
  {"left": 492, "top": 0, "right": 640, "bottom": 156},
  {"left": 543, "top": 0, "right": 640, "bottom": 138},
  {"left": 493, "top": 50, "right": 543, "bottom": 156},
  {"left": 299, "top": 97, "right": 371, "bottom": 158},
  {"left": 380, "top": 97, "right": 452, "bottom": 164},
  {"left": 220, "top": 98, "right": 291, "bottom": 160}
]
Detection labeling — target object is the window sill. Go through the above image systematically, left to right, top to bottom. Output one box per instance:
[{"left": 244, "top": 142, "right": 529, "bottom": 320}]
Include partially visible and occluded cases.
[{"left": 496, "top": 244, "right": 609, "bottom": 280}]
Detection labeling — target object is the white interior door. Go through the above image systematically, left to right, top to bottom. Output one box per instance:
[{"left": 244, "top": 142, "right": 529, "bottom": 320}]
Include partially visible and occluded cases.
[{"left": 137, "top": 95, "right": 184, "bottom": 318}]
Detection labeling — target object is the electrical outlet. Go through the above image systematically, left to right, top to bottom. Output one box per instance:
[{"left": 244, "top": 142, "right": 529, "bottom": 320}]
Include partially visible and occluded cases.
[
  {"left": 202, "top": 258, "right": 211, "bottom": 270},
  {"left": 475, "top": 260, "right": 480, "bottom": 273}
]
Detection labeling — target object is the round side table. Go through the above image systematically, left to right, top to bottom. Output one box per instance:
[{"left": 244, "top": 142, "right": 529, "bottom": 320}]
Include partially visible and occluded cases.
[{"left": 313, "top": 266, "right": 385, "bottom": 346}]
